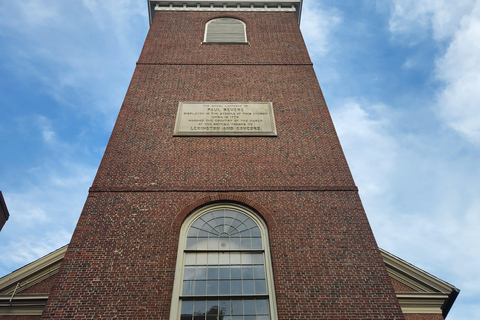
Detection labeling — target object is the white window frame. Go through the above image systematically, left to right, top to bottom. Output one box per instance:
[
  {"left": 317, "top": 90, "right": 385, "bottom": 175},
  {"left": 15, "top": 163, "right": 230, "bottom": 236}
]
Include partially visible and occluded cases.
[
  {"left": 203, "top": 18, "right": 248, "bottom": 43},
  {"left": 169, "top": 203, "right": 278, "bottom": 320}
]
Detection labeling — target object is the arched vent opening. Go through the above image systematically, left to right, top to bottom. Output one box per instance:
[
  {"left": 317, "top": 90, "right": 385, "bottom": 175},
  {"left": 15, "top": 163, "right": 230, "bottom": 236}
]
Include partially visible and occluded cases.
[{"left": 204, "top": 18, "right": 247, "bottom": 43}]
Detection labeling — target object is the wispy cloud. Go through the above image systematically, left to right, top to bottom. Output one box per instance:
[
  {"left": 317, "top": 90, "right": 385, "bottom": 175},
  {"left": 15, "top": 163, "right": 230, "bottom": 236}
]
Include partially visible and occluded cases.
[
  {"left": 0, "top": 0, "right": 147, "bottom": 125},
  {"left": 0, "top": 0, "right": 148, "bottom": 276},
  {"left": 0, "top": 0, "right": 62, "bottom": 29},
  {"left": 389, "top": 0, "right": 480, "bottom": 145},
  {"left": 389, "top": 0, "right": 475, "bottom": 41},
  {"left": 1, "top": 1, "right": 478, "bottom": 319},
  {"left": 300, "top": 1, "right": 342, "bottom": 58},
  {"left": 315, "top": 2, "right": 480, "bottom": 316},
  {"left": 435, "top": 4, "right": 480, "bottom": 145},
  {"left": 1, "top": 87, "right": 98, "bottom": 277},
  {"left": 331, "top": 98, "right": 480, "bottom": 318},
  {"left": 331, "top": 101, "right": 398, "bottom": 199},
  {"left": 35, "top": 115, "right": 57, "bottom": 145},
  {"left": 0, "top": 159, "right": 96, "bottom": 275},
  {"left": 0, "top": 230, "right": 71, "bottom": 273}
]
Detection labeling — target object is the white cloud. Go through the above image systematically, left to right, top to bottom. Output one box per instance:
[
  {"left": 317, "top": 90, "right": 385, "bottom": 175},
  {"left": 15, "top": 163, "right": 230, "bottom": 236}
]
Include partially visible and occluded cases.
[
  {"left": 0, "top": 0, "right": 147, "bottom": 124},
  {"left": 0, "top": 0, "right": 61, "bottom": 30},
  {"left": 0, "top": 0, "right": 148, "bottom": 277},
  {"left": 81, "top": 0, "right": 146, "bottom": 47},
  {"left": 389, "top": 0, "right": 480, "bottom": 145},
  {"left": 389, "top": 0, "right": 475, "bottom": 41},
  {"left": 300, "top": 1, "right": 342, "bottom": 58},
  {"left": 323, "top": 5, "right": 480, "bottom": 316},
  {"left": 435, "top": 5, "right": 480, "bottom": 145},
  {"left": 402, "top": 58, "right": 416, "bottom": 69},
  {"left": 332, "top": 99, "right": 480, "bottom": 316},
  {"left": 330, "top": 100, "right": 400, "bottom": 243},
  {"left": 331, "top": 101, "right": 398, "bottom": 199},
  {"left": 0, "top": 112, "right": 97, "bottom": 275},
  {"left": 35, "top": 116, "right": 57, "bottom": 144},
  {"left": 41, "top": 128, "right": 55, "bottom": 143},
  {"left": 0, "top": 160, "right": 95, "bottom": 275},
  {"left": 378, "top": 184, "right": 480, "bottom": 300},
  {"left": 6, "top": 193, "right": 49, "bottom": 226},
  {"left": 0, "top": 231, "right": 71, "bottom": 272}
]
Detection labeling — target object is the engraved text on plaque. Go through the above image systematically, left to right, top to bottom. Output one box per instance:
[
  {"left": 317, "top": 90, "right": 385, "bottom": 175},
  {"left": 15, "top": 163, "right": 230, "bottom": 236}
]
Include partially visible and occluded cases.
[{"left": 173, "top": 102, "right": 277, "bottom": 136}]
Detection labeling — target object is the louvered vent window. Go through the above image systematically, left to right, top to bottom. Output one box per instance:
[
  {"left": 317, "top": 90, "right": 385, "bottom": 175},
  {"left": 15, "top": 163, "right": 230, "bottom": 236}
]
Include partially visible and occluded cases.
[{"left": 204, "top": 18, "right": 247, "bottom": 43}]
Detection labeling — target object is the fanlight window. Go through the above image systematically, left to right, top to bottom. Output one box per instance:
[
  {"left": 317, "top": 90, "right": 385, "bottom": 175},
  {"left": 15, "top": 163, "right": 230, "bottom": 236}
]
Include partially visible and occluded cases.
[
  {"left": 204, "top": 18, "right": 247, "bottom": 43},
  {"left": 170, "top": 204, "right": 277, "bottom": 320}
]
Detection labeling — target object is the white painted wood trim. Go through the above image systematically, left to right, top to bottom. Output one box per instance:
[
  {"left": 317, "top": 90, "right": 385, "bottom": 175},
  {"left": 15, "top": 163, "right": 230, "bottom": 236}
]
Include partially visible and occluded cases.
[
  {"left": 147, "top": 0, "right": 303, "bottom": 24},
  {"left": 155, "top": 6, "right": 296, "bottom": 13},
  {"left": 204, "top": 18, "right": 247, "bottom": 43},
  {"left": 169, "top": 203, "right": 278, "bottom": 320}
]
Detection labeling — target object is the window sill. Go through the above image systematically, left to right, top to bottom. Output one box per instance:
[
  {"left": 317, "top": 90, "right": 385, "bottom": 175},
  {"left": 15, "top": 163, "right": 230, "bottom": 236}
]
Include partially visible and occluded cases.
[{"left": 202, "top": 41, "right": 250, "bottom": 45}]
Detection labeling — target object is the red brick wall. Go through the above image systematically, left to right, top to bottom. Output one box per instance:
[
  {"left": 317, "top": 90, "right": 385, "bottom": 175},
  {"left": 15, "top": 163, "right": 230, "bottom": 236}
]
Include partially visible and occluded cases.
[
  {"left": 42, "top": 11, "right": 404, "bottom": 319},
  {"left": 91, "top": 11, "right": 353, "bottom": 191},
  {"left": 138, "top": 12, "right": 312, "bottom": 65},
  {"left": 90, "top": 64, "right": 354, "bottom": 191},
  {"left": 20, "top": 273, "right": 58, "bottom": 294},
  {"left": 2, "top": 316, "right": 41, "bottom": 320}
]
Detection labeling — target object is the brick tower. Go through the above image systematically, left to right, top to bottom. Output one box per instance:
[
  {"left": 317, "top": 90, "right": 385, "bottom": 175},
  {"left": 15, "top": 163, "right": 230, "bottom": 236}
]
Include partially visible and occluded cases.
[{"left": 41, "top": 1, "right": 405, "bottom": 319}]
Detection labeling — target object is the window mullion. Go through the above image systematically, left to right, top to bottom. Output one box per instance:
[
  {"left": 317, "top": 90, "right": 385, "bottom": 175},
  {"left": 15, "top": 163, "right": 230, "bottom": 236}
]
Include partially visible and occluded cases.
[
  {"left": 171, "top": 204, "right": 277, "bottom": 320},
  {"left": 184, "top": 249, "right": 264, "bottom": 253},
  {"left": 180, "top": 294, "right": 269, "bottom": 299}
]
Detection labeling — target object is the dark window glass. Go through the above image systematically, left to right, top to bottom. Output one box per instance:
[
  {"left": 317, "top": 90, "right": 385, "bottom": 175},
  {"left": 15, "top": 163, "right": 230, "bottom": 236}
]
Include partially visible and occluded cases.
[{"left": 179, "top": 208, "right": 272, "bottom": 319}]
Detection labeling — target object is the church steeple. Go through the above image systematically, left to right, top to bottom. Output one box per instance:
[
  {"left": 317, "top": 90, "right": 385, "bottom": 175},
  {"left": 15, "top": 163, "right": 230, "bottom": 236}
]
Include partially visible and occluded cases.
[{"left": 40, "top": 3, "right": 406, "bottom": 319}]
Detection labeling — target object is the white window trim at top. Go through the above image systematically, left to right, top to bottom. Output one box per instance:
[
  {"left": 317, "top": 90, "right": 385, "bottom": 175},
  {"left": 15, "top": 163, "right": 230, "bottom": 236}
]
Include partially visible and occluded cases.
[
  {"left": 203, "top": 18, "right": 248, "bottom": 44},
  {"left": 169, "top": 203, "right": 278, "bottom": 320}
]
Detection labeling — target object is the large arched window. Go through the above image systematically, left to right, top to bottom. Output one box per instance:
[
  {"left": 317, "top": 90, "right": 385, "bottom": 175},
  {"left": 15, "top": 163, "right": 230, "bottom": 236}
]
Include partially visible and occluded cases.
[
  {"left": 203, "top": 18, "right": 247, "bottom": 43},
  {"left": 170, "top": 204, "right": 277, "bottom": 320}
]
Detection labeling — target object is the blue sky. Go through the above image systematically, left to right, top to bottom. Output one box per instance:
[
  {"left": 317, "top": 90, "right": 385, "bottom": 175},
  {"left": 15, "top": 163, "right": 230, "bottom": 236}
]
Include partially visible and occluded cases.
[{"left": 1, "top": 0, "right": 479, "bottom": 318}]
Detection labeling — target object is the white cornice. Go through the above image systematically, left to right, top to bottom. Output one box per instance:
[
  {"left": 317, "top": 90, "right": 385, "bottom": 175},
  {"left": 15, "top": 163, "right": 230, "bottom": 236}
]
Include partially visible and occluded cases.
[
  {"left": 147, "top": 0, "right": 303, "bottom": 24},
  {"left": 0, "top": 245, "right": 67, "bottom": 295},
  {"left": 0, "top": 245, "right": 459, "bottom": 318},
  {"left": 380, "top": 248, "right": 457, "bottom": 293},
  {"left": 380, "top": 248, "right": 459, "bottom": 318},
  {"left": 397, "top": 292, "right": 450, "bottom": 314},
  {"left": 0, "top": 294, "right": 48, "bottom": 316}
]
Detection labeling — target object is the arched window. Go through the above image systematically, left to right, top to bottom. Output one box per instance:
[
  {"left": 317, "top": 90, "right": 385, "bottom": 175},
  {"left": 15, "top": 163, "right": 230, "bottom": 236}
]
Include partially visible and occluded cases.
[
  {"left": 204, "top": 18, "right": 247, "bottom": 43},
  {"left": 170, "top": 204, "right": 277, "bottom": 320}
]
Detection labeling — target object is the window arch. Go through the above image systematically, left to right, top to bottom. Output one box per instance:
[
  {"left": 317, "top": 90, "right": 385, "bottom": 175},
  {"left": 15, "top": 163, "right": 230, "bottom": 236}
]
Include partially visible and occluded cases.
[
  {"left": 204, "top": 18, "right": 247, "bottom": 43},
  {"left": 170, "top": 203, "right": 277, "bottom": 320}
]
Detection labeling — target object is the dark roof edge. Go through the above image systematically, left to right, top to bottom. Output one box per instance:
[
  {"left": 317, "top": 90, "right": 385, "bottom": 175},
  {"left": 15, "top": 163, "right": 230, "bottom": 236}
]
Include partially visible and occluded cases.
[
  {"left": 0, "top": 191, "right": 10, "bottom": 226},
  {"left": 380, "top": 248, "right": 460, "bottom": 318},
  {"left": 442, "top": 287, "right": 460, "bottom": 319}
]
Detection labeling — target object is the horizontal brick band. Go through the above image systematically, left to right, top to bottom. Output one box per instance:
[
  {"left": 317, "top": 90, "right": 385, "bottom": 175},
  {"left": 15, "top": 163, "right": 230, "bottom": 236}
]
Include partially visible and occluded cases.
[
  {"left": 136, "top": 62, "right": 314, "bottom": 66},
  {"left": 88, "top": 185, "right": 358, "bottom": 192}
]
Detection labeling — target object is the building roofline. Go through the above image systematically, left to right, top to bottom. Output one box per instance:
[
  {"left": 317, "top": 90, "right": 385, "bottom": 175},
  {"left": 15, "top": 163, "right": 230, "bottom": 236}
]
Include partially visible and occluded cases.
[
  {"left": 147, "top": 0, "right": 303, "bottom": 25},
  {"left": 0, "top": 191, "right": 9, "bottom": 231},
  {"left": 0, "top": 245, "right": 68, "bottom": 295},
  {"left": 0, "top": 245, "right": 459, "bottom": 318},
  {"left": 380, "top": 248, "right": 460, "bottom": 318}
]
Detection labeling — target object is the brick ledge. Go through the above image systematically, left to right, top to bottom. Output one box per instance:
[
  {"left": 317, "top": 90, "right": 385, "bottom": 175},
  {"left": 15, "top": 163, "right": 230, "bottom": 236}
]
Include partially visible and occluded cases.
[{"left": 89, "top": 185, "right": 358, "bottom": 192}]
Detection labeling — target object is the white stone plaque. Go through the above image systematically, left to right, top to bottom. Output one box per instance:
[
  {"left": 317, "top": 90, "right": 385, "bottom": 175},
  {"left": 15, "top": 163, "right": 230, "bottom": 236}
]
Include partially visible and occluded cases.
[{"left": 173, "top": 102, "right": 277, "bottom": 136}]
